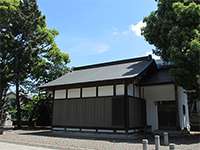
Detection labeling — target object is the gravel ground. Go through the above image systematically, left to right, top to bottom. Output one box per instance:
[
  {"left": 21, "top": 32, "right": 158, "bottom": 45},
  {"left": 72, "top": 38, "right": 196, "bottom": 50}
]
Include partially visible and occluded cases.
[
  {"left": 0, "top": 129, "right": 199, "bottom": 150},
  {"left": 0, "top": 141, "right": 55, "bottom": 150}
]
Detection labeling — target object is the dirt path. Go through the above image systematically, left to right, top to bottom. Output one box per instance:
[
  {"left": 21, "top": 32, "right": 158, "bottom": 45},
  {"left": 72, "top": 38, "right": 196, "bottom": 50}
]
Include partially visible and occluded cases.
[{"left": 0, "top": 130, "right": 199, "bottom": 150}]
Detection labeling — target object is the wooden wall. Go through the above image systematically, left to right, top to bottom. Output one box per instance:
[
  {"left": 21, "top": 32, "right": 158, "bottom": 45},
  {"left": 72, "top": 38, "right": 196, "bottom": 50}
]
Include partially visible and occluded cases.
[
  {"left": 53, "top": 96, "right": 146, "bottom": 130},
  {"left": 53, "top": 97, "right": 123, "bottom": 129},
  {"left": 129, "top": 97, "right": 146, "bottom": 128}
]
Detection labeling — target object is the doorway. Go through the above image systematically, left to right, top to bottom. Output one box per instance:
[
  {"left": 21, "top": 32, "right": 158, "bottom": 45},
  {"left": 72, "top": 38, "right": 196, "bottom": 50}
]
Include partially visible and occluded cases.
[{"left": 157, "top": 101, "right": 176, "bottom": 129}]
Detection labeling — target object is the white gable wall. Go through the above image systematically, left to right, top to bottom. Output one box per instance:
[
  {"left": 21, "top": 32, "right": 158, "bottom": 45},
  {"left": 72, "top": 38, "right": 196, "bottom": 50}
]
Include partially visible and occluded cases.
[
  {"left": 141, "top": 84, "right": 175, "bottom": 131},
  {"left": 177, "top": 86, "right": 190, "bottom": 130}
]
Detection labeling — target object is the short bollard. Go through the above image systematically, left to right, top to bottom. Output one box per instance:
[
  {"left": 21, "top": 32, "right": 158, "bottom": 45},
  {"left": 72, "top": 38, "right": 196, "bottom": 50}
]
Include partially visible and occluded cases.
[
  {"left": 163, "top": 132, "right": 169, "bottom": 145},
  {"left": 155, "top": 135, "right": 160, "bottom": 150},
  {"left": 142, "top": 139, "right": 148, "bottom": 150},
  {"left": 169, "top": 143, "right": 175, "bottom": 150}
]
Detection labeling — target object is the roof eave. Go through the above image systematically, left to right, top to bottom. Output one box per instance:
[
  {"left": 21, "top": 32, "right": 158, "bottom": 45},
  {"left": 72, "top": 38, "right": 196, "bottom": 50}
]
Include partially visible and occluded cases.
[{"left": 39, "top": 76, "right": 140, "bottom": 90}]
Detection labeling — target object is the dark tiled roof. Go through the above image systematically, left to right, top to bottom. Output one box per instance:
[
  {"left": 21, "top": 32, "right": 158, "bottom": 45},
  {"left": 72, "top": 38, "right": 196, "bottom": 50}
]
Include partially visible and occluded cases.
[{"left": 40, "top": 55, "right": 154, "bottom": 88}]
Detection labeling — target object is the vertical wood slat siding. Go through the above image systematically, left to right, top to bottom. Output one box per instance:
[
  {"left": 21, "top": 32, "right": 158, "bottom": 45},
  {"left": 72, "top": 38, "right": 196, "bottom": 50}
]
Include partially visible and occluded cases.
[
  {"left": 53, "top": 96, "right": 146, "bottom": 129},
  {"left": 53, "top": 97, "right": 119, "bottom": 128},
  {"left": 112, "top": 97, "right": 124, "bottom": 127},
  {"left": 129, "top": 97, "right": 146, "bottom": 128}
]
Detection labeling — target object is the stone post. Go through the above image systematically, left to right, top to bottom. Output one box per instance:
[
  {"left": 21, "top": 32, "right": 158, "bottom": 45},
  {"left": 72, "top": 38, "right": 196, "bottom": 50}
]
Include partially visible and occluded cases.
[
  {"left": 163, "top": 132, "right": 169, "bottom": 145},
  {"left": 155, "top": 135, "right": 160, "bottom": 150},
  {"left": 142, "top": 139, "right": 148, "bottom": 150},
  {"left": 169, "top": 143, "right": 175, "bottom": 150}
]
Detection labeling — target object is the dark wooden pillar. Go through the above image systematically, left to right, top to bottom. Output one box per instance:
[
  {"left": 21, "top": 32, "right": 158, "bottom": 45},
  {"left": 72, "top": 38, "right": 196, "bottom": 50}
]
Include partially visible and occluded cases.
[
  {"left": 124, "top": 82, "right": 129, "bottom": 133},
  {"left": 113, "top": 84, "right": 116, "bottom": 96},
  {"left": 175, "top": 84, "right": 180, "bottom": 130},
  {"left": 96, "top": 86, "right": 98, "bottom": 97},
  {"left": 80, "top": 87, "right": 82, "bottom": 98},
  {"left": 66, "top": 88, "right": 68, "bottom": 99},
  {"left": 51, "top": 89, "right": 55, "bottom": 127}
]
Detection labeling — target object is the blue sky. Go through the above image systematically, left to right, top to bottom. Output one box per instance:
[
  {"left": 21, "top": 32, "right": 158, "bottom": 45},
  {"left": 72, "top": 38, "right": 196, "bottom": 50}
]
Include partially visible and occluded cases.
[{"left": 38, "top": 0, "right": 158, "bottom": 67}]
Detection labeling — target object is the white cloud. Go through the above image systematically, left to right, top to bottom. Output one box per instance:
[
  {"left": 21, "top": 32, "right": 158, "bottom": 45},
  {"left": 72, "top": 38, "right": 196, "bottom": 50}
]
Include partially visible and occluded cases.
[
  {"left": 111, "top": 21, "right": 146, "bottom": 38},
  {"left": 130, "top": 21, "right": 146, "bottom": 37},
  {"left": 112, "top": 27, "right": 120, "bottom": 36},
  {"left": 112, "top": 29, "right": 129, "bottom": 37},
  {"left": 112, "top": 31, "right": 120, "bottom": 36},
  {"left": 121, "top": 31, "right": 129, "bottom": 35},
  {"left": 69, "top": 39, "right": 110, "bottom": 55},
  {"left": 94, "top": 43, "right": 110, "bottom": 53},
  {"left": 145, "top": 51, "right": 160, "bottom": 60}
]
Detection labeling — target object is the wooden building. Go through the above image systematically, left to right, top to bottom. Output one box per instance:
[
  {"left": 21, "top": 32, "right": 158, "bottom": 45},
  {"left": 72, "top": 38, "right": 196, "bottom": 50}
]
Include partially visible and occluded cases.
[{"left": 40, "top": 55, "right": 190, "bottom": 132}]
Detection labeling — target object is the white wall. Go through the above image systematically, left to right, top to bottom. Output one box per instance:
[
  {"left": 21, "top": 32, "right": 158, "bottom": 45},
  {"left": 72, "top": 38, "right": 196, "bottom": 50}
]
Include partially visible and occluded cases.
[
  {"left": 62, "top": 83, "right": 138, "bottom": 99},
  {"left": 116, "top": 84, "right": 124, "bottom": 95},
  {"left": 127, "top": 84, "right": 140, "bottom": 97},
  {"left": 128, "top": 84, "right": 134, "bottom": 96},
  {"left": 142, "top": 84, "right": 175, "bottom": 131},
  {"left": 142, "top": 84, "right": 175, "bottom": 101},
  {"left": 143, "top": 84, "right": 190, "bottom": 130},
  {"left": 98, "top": 85, "right": 113, "bottom": 96},
  {"left": 134, "top": 86, "right": 140, "bottom": 97},
  {"left": 177, "top": 86, "right": 190, "bottom": 130},
  {"left": 82, "top": 87, "right": 96, "bottom": 97},
  {"left": 68, "top": 88, "right": 80, "bottom": 98},
  {"left": 54, "top": 89, "right": 66, "bottom": 99},
  {"left": 146, "top": 100, "right": 158, "bottom": 130}
]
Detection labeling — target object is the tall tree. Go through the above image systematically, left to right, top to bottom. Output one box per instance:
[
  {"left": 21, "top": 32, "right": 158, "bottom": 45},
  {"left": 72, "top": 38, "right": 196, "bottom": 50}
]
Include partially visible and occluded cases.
[
  {"left": 0, "top": 0, "right": 69, "bottom": 127},
  {"left": 0, "top": 0, "right": 18, "bottom": 125},
  {"left": 142, "top": 0, "right": 200, "bottom": 104}
]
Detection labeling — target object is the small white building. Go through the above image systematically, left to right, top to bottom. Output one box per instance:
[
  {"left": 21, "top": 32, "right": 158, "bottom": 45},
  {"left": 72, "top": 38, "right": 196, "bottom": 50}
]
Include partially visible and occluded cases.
[
  {"left": 40, "top": 55, "right": 190, "bottom": 132},
  {"left": 140, "top": 67, "right": 190, "bottom": 131}
]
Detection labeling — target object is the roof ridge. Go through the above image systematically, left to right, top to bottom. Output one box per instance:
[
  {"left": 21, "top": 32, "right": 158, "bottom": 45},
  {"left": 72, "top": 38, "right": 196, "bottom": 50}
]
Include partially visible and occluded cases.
[{"left": 73, "top": 55, "right": 152, "bottom": 71}]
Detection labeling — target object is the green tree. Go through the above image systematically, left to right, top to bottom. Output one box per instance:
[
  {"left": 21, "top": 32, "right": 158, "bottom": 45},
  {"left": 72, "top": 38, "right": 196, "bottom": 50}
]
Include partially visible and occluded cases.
[
  {"left": 0, "top": 0, "right": 69, "bottom": 127},
  {"left": 0, "top": 0, "right": 18, "bottom": 125},
  {"left": 142, "top": 0, "right": 200, "bottom": 103}
]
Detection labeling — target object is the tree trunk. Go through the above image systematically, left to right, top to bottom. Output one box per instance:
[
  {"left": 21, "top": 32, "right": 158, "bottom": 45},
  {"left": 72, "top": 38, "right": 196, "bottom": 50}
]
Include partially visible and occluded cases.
[
  {"left": 16, "top": 76, "right": 21, "bottom": 128},
  {"left": 0, "top": 87, "right": 8, "bottom": 126},
  {"left": 0, "top": 88, "right": 3, "bottom": 126},
  {"left": 0, "top": 88, "right": 3, "bottom": 102},
  {"left": 28, "top": 103, "right": 37, "bottom": 127}
]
